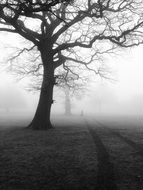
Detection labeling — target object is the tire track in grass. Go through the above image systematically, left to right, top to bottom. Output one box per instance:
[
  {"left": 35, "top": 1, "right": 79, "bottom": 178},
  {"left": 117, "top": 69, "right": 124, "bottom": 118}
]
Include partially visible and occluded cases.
[
  {"left": 93, "top": 119, "right": 143, "bottom": 189},
  {"left": 85, "top": 120, "right": 117, "bottom": 190},
  {"left": 96, "top": 120, "right": 143, "bottom": 157},
  {"left": 108, "top": 129, "right": 143, "bottom": 190},
  {"left": 110, "top": 129, "right": 143, "bottom": 157}
]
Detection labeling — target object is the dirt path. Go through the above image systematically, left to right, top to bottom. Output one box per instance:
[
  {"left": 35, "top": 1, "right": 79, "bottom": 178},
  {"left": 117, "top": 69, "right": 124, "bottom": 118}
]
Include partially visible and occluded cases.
[{"left": 85, "top": 120, "right": 117, "bottom": 190}]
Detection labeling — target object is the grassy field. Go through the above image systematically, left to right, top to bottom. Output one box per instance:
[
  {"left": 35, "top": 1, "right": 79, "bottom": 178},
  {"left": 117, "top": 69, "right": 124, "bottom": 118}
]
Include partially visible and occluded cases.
[
  {"left": 0, "top": 115, "right": 143, "bottom": 190},
  {"left": 0, "top": 116, "right": 98, "bottom": 190}
]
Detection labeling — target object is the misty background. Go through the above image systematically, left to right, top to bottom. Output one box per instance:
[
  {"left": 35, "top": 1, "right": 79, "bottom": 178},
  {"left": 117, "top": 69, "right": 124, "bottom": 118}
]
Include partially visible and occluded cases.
[{"left": 0, "top": 32, "right": 143, "bottom": 126}]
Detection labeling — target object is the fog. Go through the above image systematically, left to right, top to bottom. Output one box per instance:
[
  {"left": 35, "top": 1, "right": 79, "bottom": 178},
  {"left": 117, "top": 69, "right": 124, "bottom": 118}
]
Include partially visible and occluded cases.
[{"left": 0, "top": 34, "right": 143, "bottom": 128}]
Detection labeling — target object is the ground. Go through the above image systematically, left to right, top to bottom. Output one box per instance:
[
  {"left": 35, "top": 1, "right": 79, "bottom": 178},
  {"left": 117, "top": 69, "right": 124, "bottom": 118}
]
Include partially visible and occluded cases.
[{"left": 0, "top": 114, "right": 143, "bottom": 190}]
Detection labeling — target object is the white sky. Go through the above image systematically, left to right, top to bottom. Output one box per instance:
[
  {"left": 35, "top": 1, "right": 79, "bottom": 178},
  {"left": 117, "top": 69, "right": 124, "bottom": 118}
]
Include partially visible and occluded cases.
[{"left": 111, "top": 46, "right": 143, "bottom": 100}]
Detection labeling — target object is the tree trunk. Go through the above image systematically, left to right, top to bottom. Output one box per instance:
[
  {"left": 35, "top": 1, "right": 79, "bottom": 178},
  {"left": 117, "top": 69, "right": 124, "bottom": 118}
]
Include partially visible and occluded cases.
[
  {"left": 28, "top": 42, "right": 55, "bottom": 130},
  {"left": 29, "top": 69, "right": 55, "bottom": 130},
  {"left": 64, "top": 86, "right": 72, "bottom": 116}
]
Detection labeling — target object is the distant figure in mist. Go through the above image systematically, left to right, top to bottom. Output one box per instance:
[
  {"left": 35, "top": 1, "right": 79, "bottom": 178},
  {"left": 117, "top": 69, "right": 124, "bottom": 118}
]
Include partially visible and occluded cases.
[{"left": 80, "top": 110, "right": 84, "bottom": 116}]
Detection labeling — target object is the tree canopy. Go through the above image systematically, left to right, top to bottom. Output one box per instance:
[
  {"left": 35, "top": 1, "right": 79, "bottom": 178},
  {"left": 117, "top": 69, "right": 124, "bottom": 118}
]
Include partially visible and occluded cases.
[{"left": 1, "top": 1, "right": 143, "bottom": 56}]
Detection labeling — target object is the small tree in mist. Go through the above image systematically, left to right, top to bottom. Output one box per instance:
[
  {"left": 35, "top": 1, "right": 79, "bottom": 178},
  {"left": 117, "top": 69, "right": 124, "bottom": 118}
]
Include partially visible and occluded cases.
[
  {"left": 1, "top": 0, "right": 143, "bottom": 129},
  {"left": 55, "top": 70, "right": 88, "bottom": 116},
  {"left": 91, "top": 84, "right": 117, "bottom": 114}
]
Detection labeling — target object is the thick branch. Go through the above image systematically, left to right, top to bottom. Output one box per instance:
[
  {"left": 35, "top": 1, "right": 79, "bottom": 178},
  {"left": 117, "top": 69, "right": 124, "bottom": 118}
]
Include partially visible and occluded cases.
[{"left": 0, "top": 28, "right": 16, "bottom": 33}]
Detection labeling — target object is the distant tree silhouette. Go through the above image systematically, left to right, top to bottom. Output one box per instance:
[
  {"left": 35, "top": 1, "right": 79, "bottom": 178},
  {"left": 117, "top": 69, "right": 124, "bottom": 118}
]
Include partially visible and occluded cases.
[
  {"left": 1, "top": 0, "right": 143, "bottom": 129},
  {"left": 56, "top": 71, "right": 88, "bottom": 116},
  {"left": 92, "top": 84, "right": 117, "bottom": 114}
]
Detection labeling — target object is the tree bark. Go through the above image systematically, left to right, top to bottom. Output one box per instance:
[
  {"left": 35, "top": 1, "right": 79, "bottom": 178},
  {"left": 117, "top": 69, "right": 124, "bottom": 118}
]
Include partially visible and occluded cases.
[{"left": 28, "top": 41, "right": 55, "bottom": 130}]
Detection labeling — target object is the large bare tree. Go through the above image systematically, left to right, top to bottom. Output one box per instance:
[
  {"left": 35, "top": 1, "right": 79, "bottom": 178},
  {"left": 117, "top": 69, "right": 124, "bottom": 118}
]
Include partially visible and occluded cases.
[{"left": 0, "top": 0, "right": 143, "bottom": 129}]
